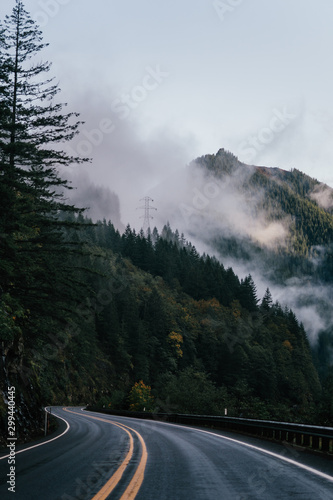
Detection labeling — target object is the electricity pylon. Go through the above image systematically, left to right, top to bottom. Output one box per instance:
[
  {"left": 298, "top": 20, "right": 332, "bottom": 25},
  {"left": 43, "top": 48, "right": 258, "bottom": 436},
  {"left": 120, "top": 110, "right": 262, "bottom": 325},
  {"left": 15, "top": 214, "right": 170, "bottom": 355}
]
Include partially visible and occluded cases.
[{"left": 137, "top": 197, "right": 157, "bottom": 234}]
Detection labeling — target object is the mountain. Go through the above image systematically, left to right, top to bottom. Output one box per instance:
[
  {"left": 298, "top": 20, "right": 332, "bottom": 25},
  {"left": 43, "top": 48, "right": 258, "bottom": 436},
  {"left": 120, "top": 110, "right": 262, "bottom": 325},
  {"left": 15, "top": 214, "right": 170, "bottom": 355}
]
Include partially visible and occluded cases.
[
  {"left": 161, "top": 148, "right": 333, "bottom": 382},
  {"left": 184, "top": 148, "right": 333, "bottom": 262},
  {"left": 2, "top": 149, "right": 333, "bottom": 446}
]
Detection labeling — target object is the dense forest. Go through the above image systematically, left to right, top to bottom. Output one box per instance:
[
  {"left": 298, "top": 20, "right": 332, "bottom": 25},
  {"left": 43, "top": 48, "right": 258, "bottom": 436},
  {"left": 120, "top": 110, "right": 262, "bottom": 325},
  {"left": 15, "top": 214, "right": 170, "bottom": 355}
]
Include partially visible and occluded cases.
[
  {"left": 1, "top": 2, "right": 333, "bottom": 445},
  {"left": 1, "top": 214, "right": 328, "bottom": 438}
]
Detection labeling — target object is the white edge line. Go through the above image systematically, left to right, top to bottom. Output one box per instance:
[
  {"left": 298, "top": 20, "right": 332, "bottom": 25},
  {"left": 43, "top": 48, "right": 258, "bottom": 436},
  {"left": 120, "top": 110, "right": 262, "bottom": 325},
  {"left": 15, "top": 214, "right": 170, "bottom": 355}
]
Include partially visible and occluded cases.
[
  {"left": 0, "top": 408, "right": 70, "bottom": 460},
  {"left": 99, "top": 414, "right": 333, "bottom": 484},
  {"left": 193, "top": 426, "right": 333, "bottom": 483}
]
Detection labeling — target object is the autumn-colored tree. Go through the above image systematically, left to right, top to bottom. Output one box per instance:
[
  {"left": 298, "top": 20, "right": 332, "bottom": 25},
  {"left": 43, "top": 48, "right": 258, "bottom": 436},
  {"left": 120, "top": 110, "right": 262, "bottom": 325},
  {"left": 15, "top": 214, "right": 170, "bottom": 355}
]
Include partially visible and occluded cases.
[
  {"left": 168, "top": 331, "right": 183, "bottom": 358},
  {"left": 128, "top": 380, "right": 154, "bottom": 412}
]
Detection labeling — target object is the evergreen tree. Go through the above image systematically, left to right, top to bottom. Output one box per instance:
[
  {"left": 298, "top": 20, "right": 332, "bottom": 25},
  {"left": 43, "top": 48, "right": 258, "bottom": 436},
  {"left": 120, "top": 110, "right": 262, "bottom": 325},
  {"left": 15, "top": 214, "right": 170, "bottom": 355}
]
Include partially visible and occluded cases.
[
  {"left": 0, "top": 1, "right": 87, "bottom": 345},
  {"left": 238, "top": 274, "right": 259, "bottom": 312},
  {"left": 261, "top": 288, "right": 273, "bottom": 311}
]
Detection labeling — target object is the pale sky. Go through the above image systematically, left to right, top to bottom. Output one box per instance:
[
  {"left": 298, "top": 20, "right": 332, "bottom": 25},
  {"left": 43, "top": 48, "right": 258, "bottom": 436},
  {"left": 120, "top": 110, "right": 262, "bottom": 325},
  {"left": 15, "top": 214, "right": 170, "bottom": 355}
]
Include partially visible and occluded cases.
[{"left": 2, "top": 0, "right": 333, "bottom": 227}]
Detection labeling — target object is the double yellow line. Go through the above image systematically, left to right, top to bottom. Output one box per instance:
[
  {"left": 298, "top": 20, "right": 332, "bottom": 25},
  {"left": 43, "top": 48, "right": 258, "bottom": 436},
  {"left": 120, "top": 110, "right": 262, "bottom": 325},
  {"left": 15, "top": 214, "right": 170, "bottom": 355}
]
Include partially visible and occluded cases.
[{"left": 63, "top": 408, "right": 148, "bottom": 500}]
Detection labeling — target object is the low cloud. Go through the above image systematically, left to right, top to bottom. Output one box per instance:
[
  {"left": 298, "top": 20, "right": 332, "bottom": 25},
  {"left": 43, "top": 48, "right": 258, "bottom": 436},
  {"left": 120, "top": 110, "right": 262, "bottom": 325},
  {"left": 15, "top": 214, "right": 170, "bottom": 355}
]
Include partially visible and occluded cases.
[
  {"left": 63, "top": 91, "right": 196, "bottom": 230},
  {"left": 61, "top": 94, "right": 332, "bottom": 346},
  {"left": 148, "top": 152, "right": 333, "bottom": 344},
  {"left": 151, "top": 155, "right": 290, "bottom": 250},
  {"left": 66, "top": 171, "right": 123, "bottom": 230},
  {"left": 310, "top": 183, "right": 333, "bottom": 210}
]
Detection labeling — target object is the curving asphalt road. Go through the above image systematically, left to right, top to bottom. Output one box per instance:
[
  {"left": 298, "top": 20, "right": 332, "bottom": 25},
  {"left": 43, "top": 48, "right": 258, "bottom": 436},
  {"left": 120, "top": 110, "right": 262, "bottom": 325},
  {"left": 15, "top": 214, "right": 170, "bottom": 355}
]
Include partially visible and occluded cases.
[{"left": 0, "top": 407, "right": 332, "bottom": 499}]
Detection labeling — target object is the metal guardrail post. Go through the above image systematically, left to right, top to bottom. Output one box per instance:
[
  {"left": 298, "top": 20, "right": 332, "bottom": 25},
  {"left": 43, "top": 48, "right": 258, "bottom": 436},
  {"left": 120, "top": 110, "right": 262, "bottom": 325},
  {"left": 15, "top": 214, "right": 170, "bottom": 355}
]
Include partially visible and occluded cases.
[
  {"left": 295, "top": 432, "right": 303, "bottom": 446},
  {"left": 303, "top": 434, "right": 311, "bottom": 447},
  {"left": 312, "top": 435, "right": 320, "bottom": 451},
  {"left": 321, "top": 437, "right": 330, "bottom": 453}
]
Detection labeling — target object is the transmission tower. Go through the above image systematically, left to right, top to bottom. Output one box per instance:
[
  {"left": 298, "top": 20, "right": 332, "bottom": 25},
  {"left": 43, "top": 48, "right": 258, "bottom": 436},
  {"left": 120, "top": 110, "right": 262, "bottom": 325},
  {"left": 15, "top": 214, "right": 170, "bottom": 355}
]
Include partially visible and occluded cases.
[{"left": 137, "top": 197, "right": 157, "bottom": 234}]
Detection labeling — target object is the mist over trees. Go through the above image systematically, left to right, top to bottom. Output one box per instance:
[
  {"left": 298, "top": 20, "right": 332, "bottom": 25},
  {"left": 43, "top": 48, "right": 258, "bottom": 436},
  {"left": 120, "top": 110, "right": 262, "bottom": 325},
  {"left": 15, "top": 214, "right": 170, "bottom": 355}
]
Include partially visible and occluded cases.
[
  {"left": 1, "top": 1, "right": 333, "bottom": 444},
  {"left": 170, "top": 149, "right": 333, "bottom": 373}
]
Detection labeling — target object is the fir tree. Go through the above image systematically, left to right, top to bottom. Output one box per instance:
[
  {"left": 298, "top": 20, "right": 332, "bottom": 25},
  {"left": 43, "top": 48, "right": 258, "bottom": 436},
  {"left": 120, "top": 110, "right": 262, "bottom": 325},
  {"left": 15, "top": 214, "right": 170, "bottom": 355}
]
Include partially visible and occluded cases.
[
  {"left": 0, "top": 1, "right": 88, "bottom": 344},
  {"left": 238, "top": 274, "right": 259, "bottom": 312},
  {"left": 261, "top": 288, "right": 273, "bottom": 311}
]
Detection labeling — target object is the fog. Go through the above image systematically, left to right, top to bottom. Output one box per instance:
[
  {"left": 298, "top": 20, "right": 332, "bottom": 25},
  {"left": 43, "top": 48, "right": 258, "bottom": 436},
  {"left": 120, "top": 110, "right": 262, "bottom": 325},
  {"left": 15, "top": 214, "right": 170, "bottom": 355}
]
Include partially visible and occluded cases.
[
  {"left": 62, "top": 93, "right": 196, "bottom": 230},
  {"left": 61, "top": 95, "right": 333, "bottom": 345},
  {"left": 146, "top": 157, "right": 333, "bottom": 344}
]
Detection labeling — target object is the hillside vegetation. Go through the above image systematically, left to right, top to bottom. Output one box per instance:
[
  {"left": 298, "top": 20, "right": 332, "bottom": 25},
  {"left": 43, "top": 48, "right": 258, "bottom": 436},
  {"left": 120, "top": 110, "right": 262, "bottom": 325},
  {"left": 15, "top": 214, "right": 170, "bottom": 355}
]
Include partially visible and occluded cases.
[{"left": 1, "top": 216, "right": 330, "bottom": 443}]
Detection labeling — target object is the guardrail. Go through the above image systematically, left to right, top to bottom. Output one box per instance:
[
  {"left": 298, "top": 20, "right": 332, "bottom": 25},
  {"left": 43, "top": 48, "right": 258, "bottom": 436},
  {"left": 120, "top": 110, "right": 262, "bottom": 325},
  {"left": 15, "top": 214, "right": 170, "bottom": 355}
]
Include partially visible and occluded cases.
[{"left": 87, "top": 407, "right": 333, "bottom": 456}]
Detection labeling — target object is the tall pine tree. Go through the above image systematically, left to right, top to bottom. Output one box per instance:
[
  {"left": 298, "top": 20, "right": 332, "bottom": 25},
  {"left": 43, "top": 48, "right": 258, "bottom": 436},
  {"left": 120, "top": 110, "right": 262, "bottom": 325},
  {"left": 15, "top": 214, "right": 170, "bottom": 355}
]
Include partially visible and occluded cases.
[{"left": 0, "top": 1, "right": 88, "bottom": 346}]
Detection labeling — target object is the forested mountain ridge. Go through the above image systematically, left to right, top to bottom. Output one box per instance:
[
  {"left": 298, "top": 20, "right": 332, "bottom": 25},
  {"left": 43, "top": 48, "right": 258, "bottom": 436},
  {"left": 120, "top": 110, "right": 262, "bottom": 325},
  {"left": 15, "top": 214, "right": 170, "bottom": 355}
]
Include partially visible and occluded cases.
[
  {"left": 178, "top": 148, "right": 333, "bottom": 403},
  {"left": 187, "top": 148, "right": 333, "bottom": 291},
  {"left": 191, "top": 148, "right": 333, "bottom": 258}
]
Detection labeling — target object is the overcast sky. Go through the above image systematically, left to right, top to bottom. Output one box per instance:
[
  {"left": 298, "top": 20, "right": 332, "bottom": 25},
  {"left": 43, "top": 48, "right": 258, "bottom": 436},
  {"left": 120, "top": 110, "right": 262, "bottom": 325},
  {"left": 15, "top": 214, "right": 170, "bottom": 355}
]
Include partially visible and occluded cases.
[{"left": 2, "top": 0, "right": 333, "bottom": 228}]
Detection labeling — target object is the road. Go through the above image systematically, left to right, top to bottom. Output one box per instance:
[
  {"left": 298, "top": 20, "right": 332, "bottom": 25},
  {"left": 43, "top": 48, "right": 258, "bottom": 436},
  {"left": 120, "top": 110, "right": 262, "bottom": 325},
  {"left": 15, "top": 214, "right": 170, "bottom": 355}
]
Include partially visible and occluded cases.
[{"left": 0, "top": 407, "right": 333, "bottom": 499}]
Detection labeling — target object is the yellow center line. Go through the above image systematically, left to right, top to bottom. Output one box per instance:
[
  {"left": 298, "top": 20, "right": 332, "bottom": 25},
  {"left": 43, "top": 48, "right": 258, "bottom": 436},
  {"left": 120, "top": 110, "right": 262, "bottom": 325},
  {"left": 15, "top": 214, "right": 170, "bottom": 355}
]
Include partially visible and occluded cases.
[
  {"left": 63, "top": 408, "right": 148, "bottom": 500},
  {"left": 90, "top": 422, "right": 133, "bottom": 500},
  {"left": 117, "top": 422, "right": 148, "bottom": 500}
]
